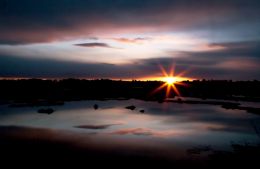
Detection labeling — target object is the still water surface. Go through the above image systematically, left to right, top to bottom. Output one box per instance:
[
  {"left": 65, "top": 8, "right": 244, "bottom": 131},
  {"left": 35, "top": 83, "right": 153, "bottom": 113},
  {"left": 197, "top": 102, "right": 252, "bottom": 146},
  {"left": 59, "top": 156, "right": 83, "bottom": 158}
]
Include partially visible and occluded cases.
[{"left": 0, "top": 99, "right": 260, "bottom": 158}]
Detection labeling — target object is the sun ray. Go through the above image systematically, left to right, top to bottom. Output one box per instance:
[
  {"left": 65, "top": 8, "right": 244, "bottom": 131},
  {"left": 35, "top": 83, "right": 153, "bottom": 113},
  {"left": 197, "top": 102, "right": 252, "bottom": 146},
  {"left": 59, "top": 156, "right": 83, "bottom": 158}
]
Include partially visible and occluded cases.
[
  {"left": 159, "top": 64, "right": 168, "bottom": 77},
  {"left": 169, "top": 64, "right": 174, "bottom": 77},
  {"left": 175, "top": 67, "right": 192, "bottom": 78},
  {"left": 174, "top": 81, "right": 188, "bottom": 87},
  {"left": 151, "top": 83, "right": 168, "bottom": 95},
  {"left": 166, "top": 84, "right": 172, "bottom": 97},
  {"left": 171, "top": 84, "right": 181, "bottom": 96}
]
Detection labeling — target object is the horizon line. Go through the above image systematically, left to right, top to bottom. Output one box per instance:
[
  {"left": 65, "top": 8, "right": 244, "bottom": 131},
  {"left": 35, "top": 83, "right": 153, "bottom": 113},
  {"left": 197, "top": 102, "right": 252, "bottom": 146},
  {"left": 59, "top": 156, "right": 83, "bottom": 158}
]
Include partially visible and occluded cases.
[{"left": 0, "top": 77, "right": 259, "bottom": 82}]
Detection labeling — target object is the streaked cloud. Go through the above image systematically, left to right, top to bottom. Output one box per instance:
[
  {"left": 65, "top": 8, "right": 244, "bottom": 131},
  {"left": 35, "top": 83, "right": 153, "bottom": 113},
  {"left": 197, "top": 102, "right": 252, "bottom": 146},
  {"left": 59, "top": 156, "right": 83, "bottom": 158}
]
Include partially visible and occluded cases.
[
  {"left": 75, "top": 43, "right": 112, "bottom": 48},
  {"left": 74, "top": 123, "right": 121, "bottom": 129},
  {"left": 110, "top": 128, "right": 185, "bottom": 137}
]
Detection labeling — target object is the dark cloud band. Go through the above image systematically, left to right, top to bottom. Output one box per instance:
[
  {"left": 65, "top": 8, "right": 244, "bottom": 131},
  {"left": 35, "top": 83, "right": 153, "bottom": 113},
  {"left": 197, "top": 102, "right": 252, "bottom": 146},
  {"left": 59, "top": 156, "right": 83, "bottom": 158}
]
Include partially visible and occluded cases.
[{"left": 0, "top": 0, "right": 260, "bottom": 44}]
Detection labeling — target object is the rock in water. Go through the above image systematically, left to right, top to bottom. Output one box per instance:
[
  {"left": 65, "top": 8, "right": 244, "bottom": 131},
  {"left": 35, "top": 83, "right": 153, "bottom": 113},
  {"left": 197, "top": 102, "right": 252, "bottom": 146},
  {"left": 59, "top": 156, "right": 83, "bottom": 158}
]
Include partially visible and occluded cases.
[
  {"left": 93, "top": 104, "right": 99, "bottom": 110},
  {"left": 125, "top": 105, "right": 136, "bottom": 110},
  {"left": 37, "top": 108, "right": 54, "bottom": 114},
  {"left": 139, "top": 110, "right": 145, "bottom": 113}
]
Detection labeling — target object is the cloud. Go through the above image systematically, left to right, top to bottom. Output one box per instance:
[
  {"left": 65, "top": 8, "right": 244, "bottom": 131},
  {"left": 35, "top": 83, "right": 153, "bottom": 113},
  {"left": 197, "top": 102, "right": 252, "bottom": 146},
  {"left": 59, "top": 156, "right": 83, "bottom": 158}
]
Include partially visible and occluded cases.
[
  {"left": 0, "top": 0, "right": 260, "bottom": 44},
  {"left": 112, "top": 37, "right": 151, "bottom": 44},
  {"left": 0, "top": 40, "right": 260, "bottom": 80},
  {"left": 134, "top": 40, "right": 260, "bottom": 79},
  {"left": 174, "top": 41, "right": 260, "bottom": 61},
  {"left": 186, "top": 41, "right": 260, "bottom": 58},
  {"left": 75, "top": 43, "right": 112, "bottom": 48},
  {"left": 0, "top": 55, "right": 126, "bottom": 78},
  {"left": 0, "top": 56, "right": 257, "bottom": 80},
  {"left": 74, "top": 124, "right": 121, "bottom": 129},
  {"left": 207, "top": 126, "right": 251, "bottom": 133},
  {"left": 110, "top": 128, "right": 182, "bottom": 137},
  {"left": 111, "top": 128, "right": 153, "bottom": 136}
]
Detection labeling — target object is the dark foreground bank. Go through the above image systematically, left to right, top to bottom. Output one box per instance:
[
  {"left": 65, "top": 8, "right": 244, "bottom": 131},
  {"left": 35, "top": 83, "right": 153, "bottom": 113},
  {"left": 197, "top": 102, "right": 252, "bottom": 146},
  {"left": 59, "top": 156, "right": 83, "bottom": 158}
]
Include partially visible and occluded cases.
[{"left": 0, "top": 126, "right": 260, "bottom": 168}]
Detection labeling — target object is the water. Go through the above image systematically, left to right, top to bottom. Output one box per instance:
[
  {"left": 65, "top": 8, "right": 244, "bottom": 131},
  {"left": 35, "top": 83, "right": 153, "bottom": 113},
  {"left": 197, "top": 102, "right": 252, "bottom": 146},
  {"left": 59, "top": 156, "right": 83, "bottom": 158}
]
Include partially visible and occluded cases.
[{"left": 0, "top": 99, "right": 260, "bottom": 159}]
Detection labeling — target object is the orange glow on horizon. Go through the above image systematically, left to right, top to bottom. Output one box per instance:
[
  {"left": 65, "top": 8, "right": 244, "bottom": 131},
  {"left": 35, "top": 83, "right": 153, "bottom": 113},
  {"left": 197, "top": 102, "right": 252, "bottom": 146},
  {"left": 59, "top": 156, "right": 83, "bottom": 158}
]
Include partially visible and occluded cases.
[
  {"left": 151, "top": 65, "right": 191, "bottom": 97},
  {"left": 136, "top": 76, "right": 193, "bottom": 82}
]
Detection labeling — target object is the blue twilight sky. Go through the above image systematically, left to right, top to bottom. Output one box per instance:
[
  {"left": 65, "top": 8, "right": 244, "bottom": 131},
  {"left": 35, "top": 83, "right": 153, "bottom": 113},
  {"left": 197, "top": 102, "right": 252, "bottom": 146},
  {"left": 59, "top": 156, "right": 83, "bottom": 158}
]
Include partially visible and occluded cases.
[{"left": 0, "top": 0, "right": 260, "bottom": 80}]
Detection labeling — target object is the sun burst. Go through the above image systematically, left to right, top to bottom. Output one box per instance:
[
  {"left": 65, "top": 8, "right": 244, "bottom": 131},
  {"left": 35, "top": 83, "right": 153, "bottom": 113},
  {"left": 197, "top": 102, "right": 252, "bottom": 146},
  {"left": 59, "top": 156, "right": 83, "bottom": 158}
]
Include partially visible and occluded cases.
[{"left": 152, "top": 64, "right": 189, "bottom": 97}]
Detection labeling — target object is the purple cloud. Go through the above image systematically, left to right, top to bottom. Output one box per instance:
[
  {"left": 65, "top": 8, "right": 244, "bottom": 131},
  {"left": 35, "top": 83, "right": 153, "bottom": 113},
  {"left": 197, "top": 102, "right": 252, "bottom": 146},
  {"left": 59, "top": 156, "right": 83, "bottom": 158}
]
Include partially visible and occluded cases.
[{"left": 75, "top": 43, "right": 113, "bottom": 48}]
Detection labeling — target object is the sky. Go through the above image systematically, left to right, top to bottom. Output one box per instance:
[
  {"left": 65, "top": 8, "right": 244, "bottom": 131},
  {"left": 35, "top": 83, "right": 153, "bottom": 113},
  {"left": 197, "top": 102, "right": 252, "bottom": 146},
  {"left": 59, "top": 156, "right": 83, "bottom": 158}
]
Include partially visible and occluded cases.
[{"left": 0, "top": 0, "right": 260, "bottom": 80}]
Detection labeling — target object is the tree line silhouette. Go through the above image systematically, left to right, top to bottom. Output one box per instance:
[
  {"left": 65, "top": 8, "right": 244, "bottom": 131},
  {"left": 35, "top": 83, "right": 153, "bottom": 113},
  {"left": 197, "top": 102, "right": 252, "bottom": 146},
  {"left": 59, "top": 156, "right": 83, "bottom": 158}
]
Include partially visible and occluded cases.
[{"left": 0, "top": 79, "right": 260, "bottom": 103}]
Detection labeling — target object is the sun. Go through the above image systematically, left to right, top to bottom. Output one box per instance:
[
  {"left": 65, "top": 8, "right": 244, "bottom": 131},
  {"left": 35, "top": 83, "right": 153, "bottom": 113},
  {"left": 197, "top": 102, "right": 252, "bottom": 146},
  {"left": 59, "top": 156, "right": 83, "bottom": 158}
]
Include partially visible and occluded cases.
[
  {"left": 151, "top": 64, "right": 189, "bottom": 97},
  {"left": 163, "top": 77, "right": 178, "bottom": 85}
]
